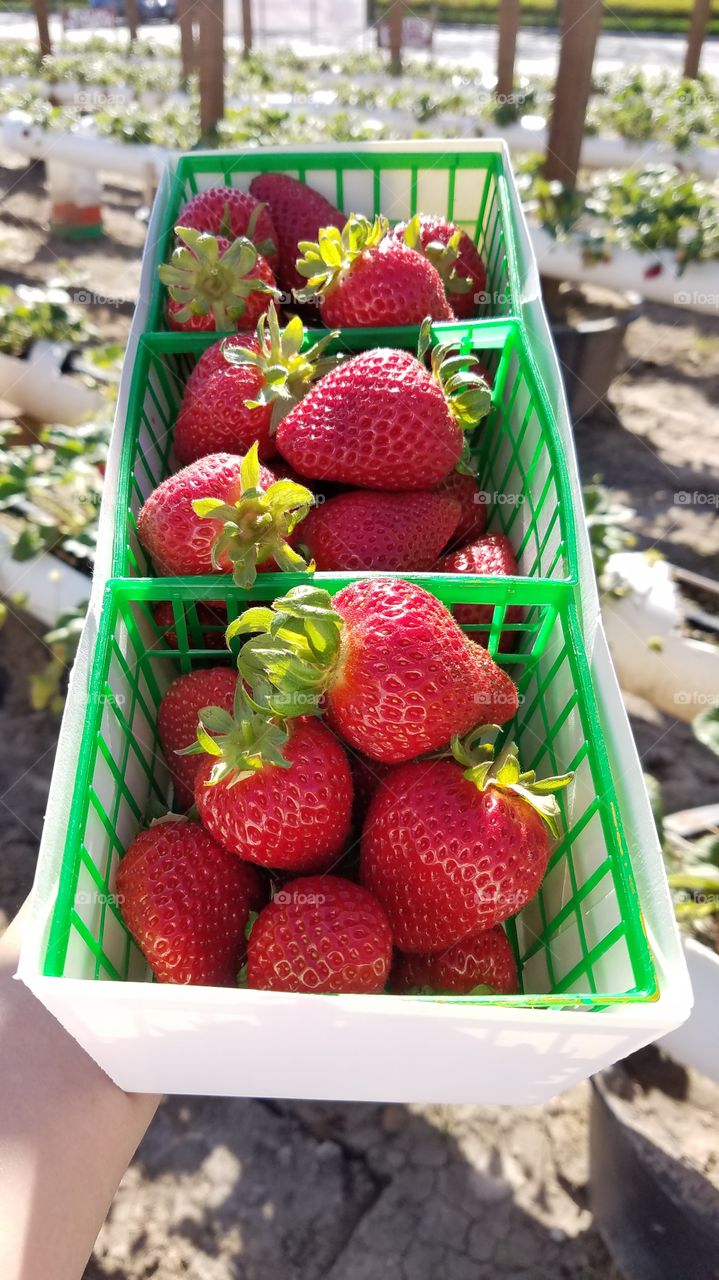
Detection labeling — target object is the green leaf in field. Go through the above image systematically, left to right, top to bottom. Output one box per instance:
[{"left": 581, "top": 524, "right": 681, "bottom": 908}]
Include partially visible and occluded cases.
[{"left": 694, "top": 707, "right": 719, "bottom": 758}]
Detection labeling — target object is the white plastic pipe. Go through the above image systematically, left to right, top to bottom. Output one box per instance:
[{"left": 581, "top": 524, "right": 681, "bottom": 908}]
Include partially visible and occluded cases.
[
  {"left": 2, "top": 111, "right": 172, "bottom": 181},
  {"left": 492, "top": 121, "right": 719, "bottom": 178},
  {"left": 530, "top": 226, "right": 719, "bottom": 315},
  {"left": 0, "top": 348, "right": 103, "bottom": 424},
  {"left": 0, "top": 524, "right": 89, "bottom": 626},
  {"left": 601, "top": 552, "right": 719, "bottom": 721}
]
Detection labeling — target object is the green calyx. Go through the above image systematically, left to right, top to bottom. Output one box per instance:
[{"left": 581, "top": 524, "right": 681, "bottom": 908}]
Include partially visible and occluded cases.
[
  {"left": 294, "top": 213, "right": 389, "bottom": 302},
  {"left": 401, "top": 214, "right": 474, "bottom": 300},
  {"left": 158, "top": 226, "right": 279, "bottom": 330},
  {"left": 221, "top": 302, "right": 340, "bottom": 431},
  {"left": 424, "top": 325, "right": 492, "bottom": 435},
  {"left": 191, "top": 441, "right": 315, "bottom": 589},
  {"left": 226, "top": 584, "right": 343, "bottom": 719},
  {"left": 179, "top": 677, "right": 291, "bottom": 788},
  {"left": 450, "top": 729, "right": 573, "bottom": 841}
]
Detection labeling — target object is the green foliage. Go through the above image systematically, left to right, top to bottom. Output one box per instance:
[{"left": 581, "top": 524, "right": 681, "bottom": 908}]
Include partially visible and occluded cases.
[
  {"left": 0, "top": 285, "right": 88, "bottom": 357},
  {"left": 582, "top": 480, "right": 636, "bottom": 587}
]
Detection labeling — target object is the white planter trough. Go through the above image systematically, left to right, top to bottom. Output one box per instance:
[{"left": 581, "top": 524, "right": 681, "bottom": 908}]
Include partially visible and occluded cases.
[
  {"left": 0, "top": 345, "right": 103, "bottom": 425},
  {"left": 661, "top": 937, "right": 719, "bottom": 1083}
]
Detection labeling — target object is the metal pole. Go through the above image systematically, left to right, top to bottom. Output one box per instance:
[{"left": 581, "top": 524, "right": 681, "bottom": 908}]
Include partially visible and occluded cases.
[
  {"left": 33, "top": 0, "right": 52, "bottom": 57},
  {"left": 199, "top": 0, "right": 225, "bottom": 137},
  {"left": 241, "top": 0, "right": 253, "bottom": 57},
  {"left": 388, "top": 0, "right": 404, "bottom": 77},
  {"left": 496, "top": 0, "right": 520, "bottom": 101},
  {"left": 545, "top": 0, "right": 603, "bottom": 187},
  {"left": 683, "top": 0, "right": 712, "bottom": 77}
]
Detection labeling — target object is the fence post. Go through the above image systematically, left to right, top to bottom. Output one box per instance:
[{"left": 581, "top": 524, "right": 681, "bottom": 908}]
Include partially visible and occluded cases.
[
  {"left": 33, "top": 0, "right": 52, "bottom": 58},
  {"left": 126, "top": 0, "right": 139, "bottom": 43},
  {"left": 177, "top": 0, "right": 196, "bottom": 81},
  {"left": 199, "top": 0, "right": 225, "bottom": 137},
  {"left": 241, "top": 0, "right": 253, "bottom": 58},
  {"left": 388, "top": 0, "right": 404, "bottom": 77},
  {"left": 496, "top": 0, "right": 520, "bottom": 101},
  {"left": 545, "top": 0, "right": 603, "bottom": 186},
  {"left": 683, "top": 0, "right": 712, "bottom": 77}
]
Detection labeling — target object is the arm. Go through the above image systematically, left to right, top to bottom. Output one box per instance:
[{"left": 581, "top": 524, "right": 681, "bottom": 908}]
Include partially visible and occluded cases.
[{"left": 0, "top": 903, "right": 159, "bottom": 1280}]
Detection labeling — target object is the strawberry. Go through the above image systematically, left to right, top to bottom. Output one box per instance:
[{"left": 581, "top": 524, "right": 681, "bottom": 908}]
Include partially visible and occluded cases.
[
  {"left": 249, "top": 171, "right": 345, "bottom": 293},
  {"left": 176, "top": 186, "right": 279, "bottom": 267},
  {"left": 391, "top": 213, "right": 487, "bottom": 320},
  {"left": 295, "top": 214, "right": 453, "bottom": 328},
  {"left": 159, "top": 228, "right": 278, "bottom": 333},
  {"left": 173, "top": 305, "right": 338, "bottom": 467},
  {"left": 276, "top": 329, "right": 491, "bottom": 491},
  {"left": 137, "top": 444, "right": 314, "bottom": 585},
  {"left": 435, "top": 470, "right": 489, "bottom": 548},
  {"left": 295, "top": 489, "right": 460, "bottom": 572},
  {"left": 437, "top": 533, "right": 521, "bottom": 651},
  {"left": 231, "top": 578, "right": 519, "bottom": 763},
  {"left": 152, "top": 601, "right": 228, "bottom": 650},
  {"left": 157, "top": 666, "right": 237, "bottom": 809},
  {"left": 190, "top": 684, "right": 353, "bottom": 873},
  {"left": 361, "top": 736, "right": 572, "bottom": 952},
  {"left": 349, "top": 752, "right": 392, "bottom": 825},
  {"left": 117, "top": 818, "right": 262, "bottom": 985},
  {"left": 247, "top": 875, "right": 392, "bottom": 993},
  {"left": 391, "top": 925, "right": 518, "bottom": 995}
]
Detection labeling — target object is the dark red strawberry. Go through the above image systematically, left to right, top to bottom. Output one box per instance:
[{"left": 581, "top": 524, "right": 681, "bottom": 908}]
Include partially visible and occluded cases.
[
  {"left": 249, "top": 171, "right": 345, "bottom": 293},
  {"left": 176, "top": 186, "right": 279, "bottom": 266},
  {"left": 391, "top": 213, "right": 488, "bottom": 320},
  {"left": 295, "top": 214, "right": 453, "bottom": 328},
  {"left": 159, "top": 228, "right": 279, "bottom": 333},
  {"left": 173, "top": 305, "right": 338, "bottom": 466},
  {"left": 276, "top": 333, "right": 491, "bottom": 491},
  {"left": 137, "top": 445, "right": 313, "bottom": 584},
  {"left": 435, "top": 470, "right": 489, "bottom": 548},
  {"left": 295, "top": 489, "right": 460, "bottom": 571},
  {"left": 437, "top": 533, "right": 522, "bottom": 651},
  {"left": 231, "top": 578, "right": 519, "bottom": 763},
  {"left": 152, "top": 601, "right": 228, "bottom": 650},
  {"left": 158, "top": 666, "right": 237, "bottom": 809},
  {"left": 191, "top": 687, "right": 353, "bottom": 872},
  {"left": 361, "top": 737, "right": 572, "bottom": 952},
  {"left": 349, "top": 752, "right": 392, "bottom": 825},
  {"left": 117, "top": 818, "right": 262, "bottom": 985},
  {"left": 247, "top": 875, "right": 392, "bottom": 993},
  {"left": 391, "top": 926, "right": 519, "bottom": 995}
]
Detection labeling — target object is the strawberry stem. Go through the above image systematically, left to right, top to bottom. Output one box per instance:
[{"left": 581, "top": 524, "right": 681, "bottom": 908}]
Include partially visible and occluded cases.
[
  {"left": 294, "top": 213, "right": 389, "bottom": 302},
  {"left": 401, "top": 213, "right": 475, "bottom": 299},
  {"left": 158, "top": 226, "right": 279, "bottom": 330},
  {"left": 221, "top": 302, "right": 340, "bottom": 430},
  {"left": 191, "top": 442, "right": 315, "bottom": 589},
  {"left": 227, "top": 584, "right": 343, "bottom": 719},
  {"left": 178, "top": 677, "right": 291, "bottom": 787},
  {"left": 450, "top": 729, "right": 573, "bottom": 840}
]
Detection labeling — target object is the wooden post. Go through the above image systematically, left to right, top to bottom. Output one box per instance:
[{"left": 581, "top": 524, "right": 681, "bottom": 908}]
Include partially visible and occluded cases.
[
  {"left": 33, "top": 0, "right": 52, "bottom": 58},
  {"left": 126, "top": 0, "right": 139, "bottom": 43},
  {"left": 177, "top": 0, "right": 196, "bottom": 80},
  {"left": 199, "top": 0, "right": 225, "bottom": 137},
  {"left": 241, "top": 0, "right": 253, "bottom": 57},
  {"left": 388, "top": 0, "right": 404, "bottom": 77},
  {"left": 496, "top": 0, "right": 520, "bottom": 101},
  {"left": 545, "top": 0, "right": 603, "bottom": 187},
  {"left": 683, "top": 0, "right": 712, "bottom": 78}
]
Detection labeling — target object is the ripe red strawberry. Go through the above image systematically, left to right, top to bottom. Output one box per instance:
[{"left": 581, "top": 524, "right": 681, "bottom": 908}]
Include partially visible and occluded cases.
[
  {"left": 249, "top": 171, "right": 345, "bottom": 293},
  {"left": 176, "top": 186, "right": 279, "bottom": 267},
  {"left": 391, "top": 213, "right": 488, "bottom": 320},
  {"left": 295, "top": 214, "right": 453, "bottom": 328},
  {"left": 159, "top": 228, "right": 278, "bottom": 333},
  {"left": 174, "top": 305, "right": 337, "bottom": 467},
  {"left": 276, "top": 334, "right": 491, "bottom": 491},
  {"left": 137, "top": 444, "right": 313, "bottom": 585},
  {"left": 435, "top": 471, "right": 489, "bottom": 549},
  {"left": 295, "top": 489, "right": 460, "bottom": 571},
  {"left": 437, "top": 533, "right": 521, "bottom": 651},
  {"left": 232, "top": 578, "right": 519, "bottom": 763},
  {"left": 152, "top": 600, "right": 228, "bottom": 650},
  {"left": 158, "top": 666, "right": 237, "bottom": 809},
  {"left": 191, "top": 690, "right": 353, "bottom": 873},
  {"left": 361, "top": 738, "right": 572, "bottom": 952},
  {"left": 349, "top": 752, "right": 392, "bottom": 825},
  {"left": 117, "top": 818, "right": 262, "bottom": 985},
  {"left": 247, "top": 875, "right": 392, "bottom": 993},
  {"left": 391, "top": 926, "right": 518, "bottom": 995}
]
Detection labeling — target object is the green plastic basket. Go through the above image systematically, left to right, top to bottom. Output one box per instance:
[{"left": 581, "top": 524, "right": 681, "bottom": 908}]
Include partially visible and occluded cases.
[
  {"left": 146, "top": 148, "right": 520, "bottom": 334},
  {"left": 114, "top": 318, "right": 577, "bottom": 585},
  {"left": 43, "top": 575, "right": 656, "bottom": 1008}
]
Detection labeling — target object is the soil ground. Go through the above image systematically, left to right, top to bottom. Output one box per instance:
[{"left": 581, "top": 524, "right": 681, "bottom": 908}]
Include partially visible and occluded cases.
[{"left": 1, "top": 152, "right": 718, "bottom": 1279}]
